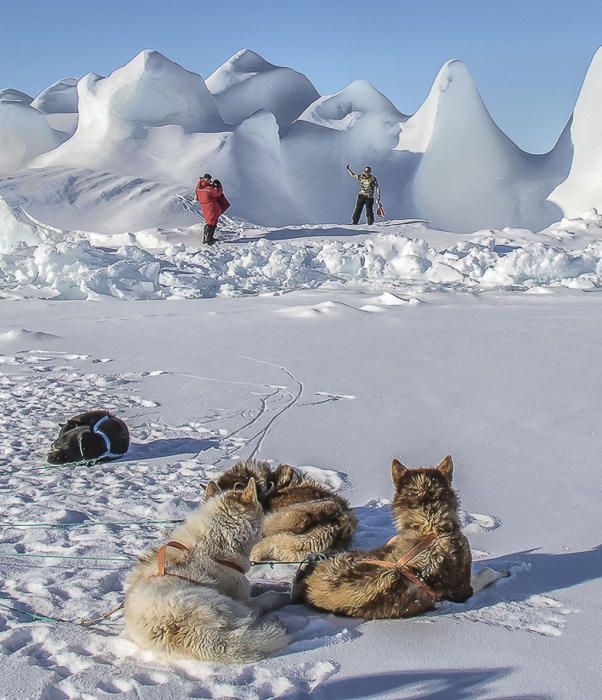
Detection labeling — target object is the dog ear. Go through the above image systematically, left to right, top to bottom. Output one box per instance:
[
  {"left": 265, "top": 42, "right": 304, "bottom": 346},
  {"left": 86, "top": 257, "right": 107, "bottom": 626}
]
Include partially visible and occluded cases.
[
  {"left": 436, "top": 455, "right": 454, "bottom": 483},
  {"left": 391, "top": 458, "right": 408, "bottom": 488},
  {"left": 274, "top": 463, "right": 296, "bottom": 487},
  {"left": 240, "top": 477, "right": 259, "bottom": 505},
  {"left": 204, "top": 481, "right": 220, "bottom": 499}
]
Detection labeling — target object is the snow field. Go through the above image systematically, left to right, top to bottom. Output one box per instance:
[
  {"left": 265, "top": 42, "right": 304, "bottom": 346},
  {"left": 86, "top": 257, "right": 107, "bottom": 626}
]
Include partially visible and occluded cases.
[
  {"left": 3, "top": 198, "right": 602, "bottom": 301},
  {"left": 0, "top": 291, "right": 599, "bottom": 698}
]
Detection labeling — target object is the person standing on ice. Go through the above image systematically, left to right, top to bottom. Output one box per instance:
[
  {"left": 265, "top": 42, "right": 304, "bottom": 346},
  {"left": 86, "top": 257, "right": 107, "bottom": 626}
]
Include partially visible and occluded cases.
[
  {"left": 345, "top": 164, "right": 380, "bottom": 225},
  {"left": 195, "top": 173, "right": 230, "bottom": 245}
]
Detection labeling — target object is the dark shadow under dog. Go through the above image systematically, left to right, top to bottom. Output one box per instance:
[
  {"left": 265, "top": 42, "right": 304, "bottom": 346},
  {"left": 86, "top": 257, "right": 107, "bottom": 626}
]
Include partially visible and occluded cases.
[{"left": 122, "top": 437, "right": 219, "bottom": 462}]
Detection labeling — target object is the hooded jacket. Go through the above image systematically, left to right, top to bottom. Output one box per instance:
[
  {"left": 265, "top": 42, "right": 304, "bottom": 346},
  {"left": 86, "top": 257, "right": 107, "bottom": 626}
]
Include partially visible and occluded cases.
[{"left": 195, "top": 178, "right": 225, "bottom": 226}]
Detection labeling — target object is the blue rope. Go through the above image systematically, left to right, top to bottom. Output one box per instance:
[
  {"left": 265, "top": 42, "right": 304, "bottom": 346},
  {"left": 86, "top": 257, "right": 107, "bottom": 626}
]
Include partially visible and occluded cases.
[{"left": 0, "top": 601, "right": 65, "bottom": 624}]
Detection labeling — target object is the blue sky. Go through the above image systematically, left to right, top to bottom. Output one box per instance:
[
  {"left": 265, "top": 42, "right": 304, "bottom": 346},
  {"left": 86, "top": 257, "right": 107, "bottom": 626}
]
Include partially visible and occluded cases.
[{"left": 2, "top": 0, "right": 600, "bottom": 152}]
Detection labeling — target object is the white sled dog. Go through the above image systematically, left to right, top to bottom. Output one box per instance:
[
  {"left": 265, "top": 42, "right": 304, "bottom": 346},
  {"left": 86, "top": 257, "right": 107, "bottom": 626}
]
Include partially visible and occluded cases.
[{"left": 124, "top": 478, "right": 289, "bottom": 662}]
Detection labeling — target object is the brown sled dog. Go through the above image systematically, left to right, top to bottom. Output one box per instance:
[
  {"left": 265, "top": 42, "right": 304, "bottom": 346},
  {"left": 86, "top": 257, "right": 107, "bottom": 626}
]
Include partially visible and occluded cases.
[
  {"left": 294, "top": 456, "right": 473, "bottom": 619},
  {"left": 211, "top": 459, "right": 357, "bottom": 562}
]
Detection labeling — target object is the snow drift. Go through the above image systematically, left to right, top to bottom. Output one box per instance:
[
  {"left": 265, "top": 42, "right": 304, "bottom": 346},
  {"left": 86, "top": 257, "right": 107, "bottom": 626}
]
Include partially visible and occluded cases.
[
  {"left": 549, "top": 46, "right": 602, "bottom": 217},
  {"left": 0, "top": 47, "right": 601, "bottom": 230},
  {"left": 206, "top": 49, "right": 319, "bottom": 130},
  {"left": 34, "top": 50, "right": 225, "bottom": 177},
  {"left": 402, "top": 61, "right": 567, "bottom": 232},
  {"left": 31, "top": 78, "right": 79, "bottom": 136},
  {"left": 0, "top": 90, "right": 62, "bottom": 174},
  {"left": 2, "top": 204, "right": 602, "bottom": 300}
]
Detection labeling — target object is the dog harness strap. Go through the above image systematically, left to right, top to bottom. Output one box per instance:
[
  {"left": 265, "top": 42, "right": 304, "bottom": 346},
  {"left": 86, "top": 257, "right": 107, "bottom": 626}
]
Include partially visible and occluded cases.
[
  {"left": 91, "top": 416, "right": 123, "bottom": 459},
  {"left": 361, "top": 533, "right": 440, "bottom": 599},
  {"left": 393, "top": 533, "right": 439, "bottom": 568},
  {"left": 156, "top": 541, "right": 190, "bottom": 576},
  {"left": 153, "top": 542, "right": 244, "bottom": 585},
  {"left": 212, "top": 557, "right": 245, "bottom": 575},
  {"left": 397, "top": 567, "right": 439, "bottom": 598}
]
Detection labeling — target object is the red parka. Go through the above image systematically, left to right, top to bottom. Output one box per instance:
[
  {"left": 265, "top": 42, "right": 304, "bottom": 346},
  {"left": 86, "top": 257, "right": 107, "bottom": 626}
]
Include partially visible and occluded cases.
[{"left": 195, "top": 178, "right": 228, "bottom": 226}]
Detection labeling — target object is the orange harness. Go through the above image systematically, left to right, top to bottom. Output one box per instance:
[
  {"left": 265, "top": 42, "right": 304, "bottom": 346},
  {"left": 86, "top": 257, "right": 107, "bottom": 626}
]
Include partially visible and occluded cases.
[
  {"left": 361, "top": 533, "right": 440, "bottom": 599},
  {"left": 151, "top": 541, "right": 245, "bottom": 586}
]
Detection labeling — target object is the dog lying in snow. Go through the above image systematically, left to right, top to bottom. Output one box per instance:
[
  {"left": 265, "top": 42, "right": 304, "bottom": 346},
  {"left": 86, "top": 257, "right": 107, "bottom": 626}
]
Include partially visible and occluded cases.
[
  {"left": 47, "top": 410, "right": 129, "bottom": 464},
  {"left": 293, "top": 456, "right": 477, "bottom": 619},
  {"left": 212, "top": 460, "right": 357, "bottom": 562},
  {"left": 124, "top": 478, "right": 289, "bottom": 663}
]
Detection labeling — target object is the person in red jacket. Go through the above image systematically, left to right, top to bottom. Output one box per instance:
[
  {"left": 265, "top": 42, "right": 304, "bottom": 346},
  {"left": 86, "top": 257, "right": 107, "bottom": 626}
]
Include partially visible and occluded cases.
[{"left": 195, "top": 173, "right": 230, "bottom": 245}]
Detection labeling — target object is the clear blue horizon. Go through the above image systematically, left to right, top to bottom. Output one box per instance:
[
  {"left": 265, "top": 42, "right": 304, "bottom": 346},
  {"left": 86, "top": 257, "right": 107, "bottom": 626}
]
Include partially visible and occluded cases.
[{"left": 2, "top": 0, "right": 600, "bottom": 153}]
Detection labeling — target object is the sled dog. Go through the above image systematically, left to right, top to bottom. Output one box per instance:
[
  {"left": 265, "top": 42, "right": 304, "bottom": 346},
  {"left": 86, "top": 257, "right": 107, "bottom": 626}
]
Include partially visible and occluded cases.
[
  {"left": 47, "top": 410, "right": 129, "bottom": 464},
  {"left": 294, "top": 456, "right": 473, "bottom": 619},
  {"left": 212, "top": 460, "right": 357, "bottom": 562},
  {"left": 124, "top": 478, "right": 289, "bottom": 662}
]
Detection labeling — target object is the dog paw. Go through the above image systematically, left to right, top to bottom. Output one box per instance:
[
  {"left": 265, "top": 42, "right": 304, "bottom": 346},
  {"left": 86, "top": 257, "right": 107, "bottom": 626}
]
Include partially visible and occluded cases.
[{"left": 250, "top": 541, "right": 272, "bottom": 562}]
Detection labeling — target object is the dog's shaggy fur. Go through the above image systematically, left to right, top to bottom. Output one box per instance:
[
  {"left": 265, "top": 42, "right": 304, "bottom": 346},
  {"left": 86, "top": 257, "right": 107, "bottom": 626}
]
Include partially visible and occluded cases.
[
  {"left": 47, "top": 410, "right": 129, "bottom": 464},
  {"left": 294, "top": 456, "right": 473, "bottom": 619},
  {"left": 212, "top": 460, "right": 357, "bottom": 562},
  {"left": 124, "top": 479, "right": 289, "bottom": 663}
]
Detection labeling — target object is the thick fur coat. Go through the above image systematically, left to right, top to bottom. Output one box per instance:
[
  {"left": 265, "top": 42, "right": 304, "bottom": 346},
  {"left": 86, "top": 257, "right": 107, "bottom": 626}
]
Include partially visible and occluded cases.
[
  {"left": 47, "top": 410, "right": 129, "bottom": 464},
  {"left": 294, "top": 456, "right": 473, "bottom": 619},
  {"left": 213, "top": 460, "right": 357, "bottom": 562},
  {"left": 124, "top": 479, "right": 289, "bottom": 663}
]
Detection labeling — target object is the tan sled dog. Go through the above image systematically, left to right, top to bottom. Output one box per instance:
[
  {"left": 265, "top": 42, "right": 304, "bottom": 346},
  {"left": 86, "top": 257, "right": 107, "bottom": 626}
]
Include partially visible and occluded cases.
[
  {"left": 294, "top": 456, "right": 473, "bottom": 619},
  {"left": 213, "top": 460, "right": 357, "bottom": 562},
  {"left": 124, "top": 479, "right": 289, "bottom": 662}
]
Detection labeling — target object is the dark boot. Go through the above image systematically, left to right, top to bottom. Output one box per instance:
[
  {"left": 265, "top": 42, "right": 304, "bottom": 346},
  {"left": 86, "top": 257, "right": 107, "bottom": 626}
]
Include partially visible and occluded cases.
[
  {"left": 203, "top": 224, "right": 210, "bottom": 244},
  {"left": 206, "top": 224, "right": 217, "bottom": 245}
]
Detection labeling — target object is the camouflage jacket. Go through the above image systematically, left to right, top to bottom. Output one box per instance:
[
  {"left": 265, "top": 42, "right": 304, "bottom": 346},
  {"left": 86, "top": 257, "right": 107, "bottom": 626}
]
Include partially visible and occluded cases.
[{"left": 352, "top": 172, "right": 379, "bottom": 197}]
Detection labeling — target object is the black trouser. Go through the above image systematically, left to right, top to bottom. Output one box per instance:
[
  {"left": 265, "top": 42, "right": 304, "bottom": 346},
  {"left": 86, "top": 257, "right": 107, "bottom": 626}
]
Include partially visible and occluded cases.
[
  {"left": 352, "top": 194, "right": 374, "bottom": 225},
  {"left": 203, "top": 224, "right": 217, "bottom": 243}
]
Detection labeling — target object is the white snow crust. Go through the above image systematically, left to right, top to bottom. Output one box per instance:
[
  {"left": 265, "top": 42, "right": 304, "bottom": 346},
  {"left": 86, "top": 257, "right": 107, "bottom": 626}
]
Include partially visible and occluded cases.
[{"left": 1, "top": 196, "right": 602, "bottom": 299}]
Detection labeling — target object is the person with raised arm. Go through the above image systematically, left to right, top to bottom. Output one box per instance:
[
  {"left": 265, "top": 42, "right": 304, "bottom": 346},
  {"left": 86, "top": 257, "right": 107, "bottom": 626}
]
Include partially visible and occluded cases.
[{"left": 345, "top": 164, "right": 381, "bottom": 225}]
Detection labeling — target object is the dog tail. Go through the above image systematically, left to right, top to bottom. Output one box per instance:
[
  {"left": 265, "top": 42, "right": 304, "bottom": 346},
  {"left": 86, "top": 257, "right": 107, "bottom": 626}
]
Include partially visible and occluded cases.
[{"left": 198, "top": 619, "right": 289, "bottom": 663}]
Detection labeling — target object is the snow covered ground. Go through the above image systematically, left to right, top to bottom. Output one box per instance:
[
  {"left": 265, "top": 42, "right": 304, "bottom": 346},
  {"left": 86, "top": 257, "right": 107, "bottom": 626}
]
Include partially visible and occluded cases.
[
  {"left": 1, "top": 42, "right": 601, "bottom": 699},
  {"left": 0, "top": 211, "right": 600, "bottom": 698}
]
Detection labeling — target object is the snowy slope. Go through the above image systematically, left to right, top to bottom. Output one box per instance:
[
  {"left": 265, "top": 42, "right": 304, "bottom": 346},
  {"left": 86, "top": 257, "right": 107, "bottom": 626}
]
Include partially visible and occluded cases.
[
  {"left": 1, "top": 46, "right": 602, "bottom": 230},
  {"left": 549, "top": 46, "right": 602, "bottom": 216},
  {"left": 206, "top": 49, "right": 319, "bottom": 130},
  {"left": 34, "top": 50, "right": 226, "bottom": 179},
  {"left": 399, "top": 60, "right": 568, "bottom": 232},
  {"left": 31, "top": 77, "right": 79, "bottom": 136},
  {"left": 31, "top": 78, "right": 79, "bottom": 114},
  {"left": 0, "top": 87, "right": 33, "bottom": 106},
  {"left": 0, "top": 90, "right": 62, "bottom": 174}
]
